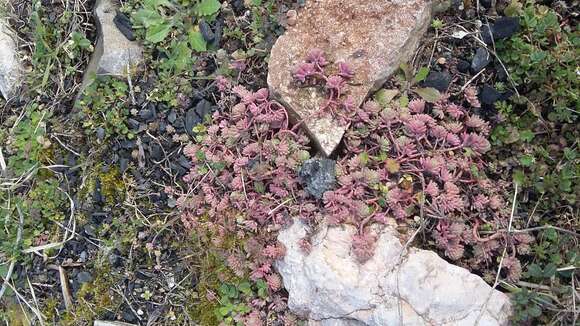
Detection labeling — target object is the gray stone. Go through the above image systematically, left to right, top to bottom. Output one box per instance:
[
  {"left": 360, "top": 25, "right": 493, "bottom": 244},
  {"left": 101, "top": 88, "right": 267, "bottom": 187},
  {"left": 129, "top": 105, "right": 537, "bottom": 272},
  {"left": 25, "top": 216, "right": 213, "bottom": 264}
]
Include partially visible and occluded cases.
[
  {"left": 82, "top": 0, "right": 143, "bottom": 86},
  {"left": 268, "top": 0, "right": 432, "bottom": 156},
  {"left": 0, "top": 14, "right": 22, "bottom": 99},
  {"left": 299, "top": 158, "right": 336, "bottom": 199},
  {"left": 276, "top": 220, "right": 512, "bottom": 325},
  {"left": 77, "top": 271, "right": 93, "bottom": 284}
]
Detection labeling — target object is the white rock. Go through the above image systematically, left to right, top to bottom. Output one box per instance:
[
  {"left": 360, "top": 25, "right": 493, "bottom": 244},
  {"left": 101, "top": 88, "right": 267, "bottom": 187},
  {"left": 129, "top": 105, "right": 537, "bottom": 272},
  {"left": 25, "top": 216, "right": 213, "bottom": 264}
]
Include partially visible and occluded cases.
[
  {"left": 85, "top": 0, "right": 143, "bottom": 79},
  {"left": 0, "top": 15, "right": 22, "bottom": 99},
  {"left": 276, "top": 220, "right": 512, "bottom": 325}
]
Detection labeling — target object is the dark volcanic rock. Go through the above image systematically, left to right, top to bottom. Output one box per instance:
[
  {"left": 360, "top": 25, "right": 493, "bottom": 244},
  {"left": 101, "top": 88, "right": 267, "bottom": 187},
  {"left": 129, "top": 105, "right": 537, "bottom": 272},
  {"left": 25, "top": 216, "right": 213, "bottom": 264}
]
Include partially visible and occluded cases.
[
  {"left": 113, "top": 11, "right": 135, "bottom": 41},
  {"left": 481, "top": 17, "right": 520, "bottom": 44},
  {"left": 199, "top": 19, "right": 215, "bottom": 42},
  {"left": 471, "top": 47, "right": 491, "bottom": 73},
  {"left": 457, "top": 59, "right": 470, "bottom": 73},
  {"left": 422, "top": 71, "right": 451, "bottom": 92},
  {"left": 479, "top": 85, "right": 501, "bottom": 106},
  {"left": 185, "top": 99, "right": 214, "bottom": 136},
  {"left": 299, "top": 158, "right": 336, "bottom": 199},
  {"left": 108, "top": 249, "right": 123, "bottom": 268}
]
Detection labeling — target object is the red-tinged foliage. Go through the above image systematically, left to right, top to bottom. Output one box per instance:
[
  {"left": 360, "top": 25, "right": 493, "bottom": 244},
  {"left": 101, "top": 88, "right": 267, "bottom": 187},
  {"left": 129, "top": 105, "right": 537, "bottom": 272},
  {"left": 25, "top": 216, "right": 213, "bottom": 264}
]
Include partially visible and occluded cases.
[{"left": 177, "top": 54, "right": 532, "bottom": 324}]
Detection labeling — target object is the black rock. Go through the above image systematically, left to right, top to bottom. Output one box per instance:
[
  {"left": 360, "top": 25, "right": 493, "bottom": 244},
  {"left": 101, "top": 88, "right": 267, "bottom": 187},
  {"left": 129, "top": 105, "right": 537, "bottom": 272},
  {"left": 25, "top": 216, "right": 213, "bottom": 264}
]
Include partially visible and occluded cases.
[
  {"left": 232, "top": 0, "right": 245, "bottom": 14},
  {"left": 480, "top": 0, "right": 492, "bottom": 8},
  {"left": 113, "top": 11, "right": 136, "bottom": 41},
  {"left": 481, "top": 17, "right": 520, "bottom": 44},
  {"left": 199, "top": 19, "right": 215, "bottom": 42},
  {"left": 211, "top": 19, "right": 223, "bottom": 48},
  {"left": 471, "top": 47, "right": 491, "bottom": 73},
  {"left": 457, "top": 59, "right": 470, "bottom": 73},
  {"left": 495, "top": 64, "right": 508, "bottom": 81},
  {"left": 422, "top": 71, "right": 451, "bottom": 92},
  {"left": 479, "top": 85, "right": 502, "bottom": 106},
  {"left": 185, "top": 99, "right": 214, "bottom": 136},
  {"left": 196, "top": 99, "right": 213, "bottom": 119},
  {"left": 139, "top": 103, "right": 157, "bottom": 122},
  {"left": 185, "top": 109, "right": 200, "bottom": 137},
  {"left": 167, "top": 110, "right": 177, "bottom": 124},
  {"left": 173, "top": 117, "right": 185, "bottom": 131},
  {"left": 127, "top": 118, "right": 140, "bottom": 129},
  {"left": 96, "top": 127, "right": 105, "bottom": 141},
  {"left": 120, "top": 140, "right": 136, "bottom": 149},
  {"left": 150, "top": 144, "right": 163, "bottom": 161},
  {"left": 177, "top": 155, "right": 191, "bottom": 169},
  {"left": 120, "top": 158, "right": 129, "bottom": 174},
  {"left": 299, "top": 158, "right": 336, "bottom": 199},
  {"left": 170, "top": 162, "right": 186, "bottom": 176},
  {"left": 93, "top": 178, "right": 103, "bottom": 204},
  {"left": 91, "top": 212, "right": 108, "bottom": 224},
  {"left": 83, "top": 224, "right": 97, "bottom": 237},
  {"left": 108, "top": 249, "right": 123, "bottom": 268},
  {"left": 79, "top": 251, "right": 88, "bottom": 263},
  {"left": 77, "top": 271, "right": 93, "bottom": 284},
  {"left": 122, "top": 308, "right": 137, "bottom": 323}
]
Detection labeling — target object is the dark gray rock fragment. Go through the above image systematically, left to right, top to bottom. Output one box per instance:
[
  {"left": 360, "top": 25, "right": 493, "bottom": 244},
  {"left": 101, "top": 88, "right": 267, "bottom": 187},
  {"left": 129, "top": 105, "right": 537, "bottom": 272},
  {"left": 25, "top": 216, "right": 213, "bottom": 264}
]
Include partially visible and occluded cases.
[
  {"left": 481, "top": 17, "right": 520, "bottom": 44},
  {"left": 471, "top": 47, "right": 491, "bottom": 73},
  {"left": 422, "top": 71, "right": 451, "bottom": 92},
  {"left": 299, "top": 158, "right": 336, "bottom": 199}
]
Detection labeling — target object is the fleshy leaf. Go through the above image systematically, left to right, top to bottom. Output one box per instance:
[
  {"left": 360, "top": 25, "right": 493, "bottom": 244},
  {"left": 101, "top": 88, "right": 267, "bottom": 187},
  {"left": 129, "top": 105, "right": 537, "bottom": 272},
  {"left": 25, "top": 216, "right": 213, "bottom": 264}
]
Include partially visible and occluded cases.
[
  {"left": 194, "top": 0, "right": 221, "bottom": 16},
  {"left": 146, "top": 22, "right": 173, "bottom": 43},
  {"left": 189, "top": 30, "right": 207, "bottom": 52},
  {"left": 414, "top": 87, "right": 441, "bottom": 103}
]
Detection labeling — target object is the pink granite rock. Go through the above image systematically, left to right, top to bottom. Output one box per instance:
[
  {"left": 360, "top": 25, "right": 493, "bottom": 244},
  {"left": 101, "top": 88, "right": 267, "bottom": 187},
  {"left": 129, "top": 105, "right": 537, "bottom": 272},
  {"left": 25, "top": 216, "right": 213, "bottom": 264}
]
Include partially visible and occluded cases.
[{"left": 268, "top": 0, "right": 432, "bottom": 156}]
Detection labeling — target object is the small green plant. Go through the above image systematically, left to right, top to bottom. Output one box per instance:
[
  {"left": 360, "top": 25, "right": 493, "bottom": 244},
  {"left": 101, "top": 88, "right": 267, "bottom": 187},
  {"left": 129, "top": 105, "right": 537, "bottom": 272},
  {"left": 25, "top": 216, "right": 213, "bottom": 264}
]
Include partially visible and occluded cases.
[
  {"left": 127, "top": 0, "right": 221, "bottom": 72},
  {"left": 496, "top": 1, "right": 579, "bottom": 123},
  {"left": 431, "top": 18, "right": 444, "bottom": 30},
  {"left": 391, "top": 64, "right": 442, "bottom": 106},
  {"left": 76, "top": 77, "right": 133, "bottom": 140},
  {"left": 6, "top": 105, "right": 52, "bottom": 175},
  {"left": 214, "top": 281, "right": 263, "bottom": 325},
  {"left": 512, "top": 288, "right": 543, "bottom": 322}
]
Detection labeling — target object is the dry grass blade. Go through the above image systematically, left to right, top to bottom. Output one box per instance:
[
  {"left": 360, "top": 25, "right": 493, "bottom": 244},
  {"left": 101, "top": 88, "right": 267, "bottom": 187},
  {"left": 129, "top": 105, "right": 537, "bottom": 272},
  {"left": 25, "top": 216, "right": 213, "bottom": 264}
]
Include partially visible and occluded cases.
[
  {"left": 475, "top": 183, "right": 518, "bottom": 325},
  {"left": 0, "top": 204, "right": 24, "bottom": 301},
  {"left": 58, "top": 266, "right": 74, "bottom": 312}
]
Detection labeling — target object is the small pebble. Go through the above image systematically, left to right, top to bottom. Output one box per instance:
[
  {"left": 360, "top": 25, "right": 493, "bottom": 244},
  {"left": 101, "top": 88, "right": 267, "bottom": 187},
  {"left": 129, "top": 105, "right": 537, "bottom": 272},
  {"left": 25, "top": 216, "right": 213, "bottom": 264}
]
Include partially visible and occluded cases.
[
  {"left": 96, "top": 127, "right": 105, "bottom": 141},
  {"left": 77, "top": 271, "right": 93, "bottom": 284}
]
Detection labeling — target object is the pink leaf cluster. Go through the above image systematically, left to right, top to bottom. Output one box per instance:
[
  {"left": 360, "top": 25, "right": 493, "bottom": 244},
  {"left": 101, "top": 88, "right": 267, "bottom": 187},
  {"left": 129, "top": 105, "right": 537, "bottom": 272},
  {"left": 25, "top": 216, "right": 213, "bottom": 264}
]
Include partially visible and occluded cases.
[{"left": 293, "top": 48, "right": 356, "bottom": 124}]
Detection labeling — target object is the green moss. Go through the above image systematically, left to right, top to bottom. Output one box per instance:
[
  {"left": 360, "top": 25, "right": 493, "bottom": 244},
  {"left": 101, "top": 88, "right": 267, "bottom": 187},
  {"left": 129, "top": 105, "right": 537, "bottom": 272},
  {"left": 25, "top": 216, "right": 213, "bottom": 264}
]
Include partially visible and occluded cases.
[
  {"left": 99, "top": 167, "right": 126, "bottom": 205},
  {"left": 186, "top": 228, "right": 248, "bottom": 325},
  {"left": 60, "top": 265, "right": 120, "bottom": 325}
]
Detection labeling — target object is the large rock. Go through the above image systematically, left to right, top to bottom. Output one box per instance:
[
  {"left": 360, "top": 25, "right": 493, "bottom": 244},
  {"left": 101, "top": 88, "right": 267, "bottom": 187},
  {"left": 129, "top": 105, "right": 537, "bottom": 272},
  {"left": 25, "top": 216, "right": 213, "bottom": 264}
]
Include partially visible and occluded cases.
[
  {"left": 83, "top": 0, "right": 143, "bottom": 84},
  {"left": 268, "top": 0, "right": 432, "bottom": 156},
  {"left": 0, "top": 14, "right": 22, "bottom": 99},
  {"left": 277, "top": 220, "right": 512, "bottom": 325}
]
